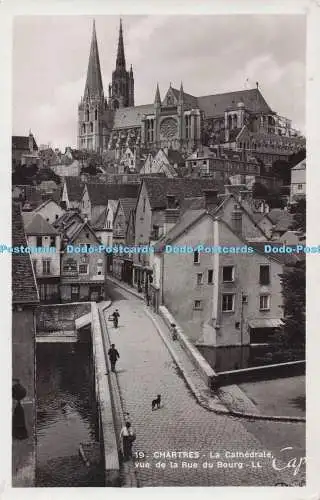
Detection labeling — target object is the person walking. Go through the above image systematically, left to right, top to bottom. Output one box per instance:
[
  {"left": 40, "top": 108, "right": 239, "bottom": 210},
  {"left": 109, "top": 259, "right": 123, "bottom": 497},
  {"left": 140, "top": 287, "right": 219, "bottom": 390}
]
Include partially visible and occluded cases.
[
  {"left": 112, "top": 309, "right": 120, "bottom": 328},
  {"left": 171, "top": 323, "right": 178, "bottom": 341},
  {"left": 108, "top": 344, "right": 120, "bottom": 372},
  {"left": 120, "top": 421, "right": 136, "bottom": 461}
]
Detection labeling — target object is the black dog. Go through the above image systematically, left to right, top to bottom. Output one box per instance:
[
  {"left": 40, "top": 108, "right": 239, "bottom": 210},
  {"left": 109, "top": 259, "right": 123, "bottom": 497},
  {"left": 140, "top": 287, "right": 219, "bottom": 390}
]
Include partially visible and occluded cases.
[{"left": 152, "top": 395, "right": 161, "bottom": 410}]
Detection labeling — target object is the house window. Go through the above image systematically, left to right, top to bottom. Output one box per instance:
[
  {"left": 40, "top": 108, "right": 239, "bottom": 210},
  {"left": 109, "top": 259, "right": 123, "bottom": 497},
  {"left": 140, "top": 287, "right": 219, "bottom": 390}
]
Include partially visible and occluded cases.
[
  {"left": 297, "top": 184, "right": 303, "bottom": 190},
  {"left": 151, "top": 225, "right": 159, "bottom": 240},
  {"left": 36, "top": 236, "right": 42, "bottom": 247},
  {"left": 49, "top": 236, "right": 55, "bottom": 247},
  {"left": 193, "top": 250, "right": 200, "bottom": 264},
  {"left": 97, "top": 259, "right": 103, "bottom": 276},
  {"left": 42, "top": 260, "right": 51, "bottom": 275},
  {"left": 79, "top": 264, "right": 88, "bottom": 274},
  {"left": 259, "top": 265, "right": 270, "bottom": 285},
  {"left": 223, "top": 266, "right": 234, "bottom": 282},
  {"left": 208, "top": 269, "right": 213, "bottom": 284},
  {"left": 196, "top": 273, "right": 203, "bottom": 285},
  {"left": 222, "top": 294, "right": 235, "bottom": 312},
  {"left": 259, "top": 295, "right": 270, "bottom": 311},
  {"left": 194, "top": 300, "right": 203, "bottom": 310}
]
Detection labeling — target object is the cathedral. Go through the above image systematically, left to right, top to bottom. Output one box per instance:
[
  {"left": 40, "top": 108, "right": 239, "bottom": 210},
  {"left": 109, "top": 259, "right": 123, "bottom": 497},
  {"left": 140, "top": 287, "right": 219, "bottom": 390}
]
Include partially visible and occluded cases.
[{"left": 78, "top": 20, "right": 304, "bottom": 158}]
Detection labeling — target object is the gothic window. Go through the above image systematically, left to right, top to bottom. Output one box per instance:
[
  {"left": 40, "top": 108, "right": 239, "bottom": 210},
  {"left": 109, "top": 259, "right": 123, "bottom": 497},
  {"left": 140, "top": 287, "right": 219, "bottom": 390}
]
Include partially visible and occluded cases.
[
  {"left": 167, "top": 95, "right": 174, "bottom": 106},
  {"left": 86, "top": 109, "right": 89, "bottom": 122},
  {"left": 95, "top": 109, "right": 98, "bottom": 121},
  {"left": 185, "top": 115, "right": 191, "bottom": 139},
  {"left": 228, "top": 115, "right": 232, "bottom": 130},
  {"left": 160, "top": 118, "right": 177, "bottom": 139},
  {"left": 147, "top": 119, "right": 154, "bottom": 143},
  {"left": 90, "top": 122, "right": 93, "bottom": 133},
  {"left": 82, "top": 124, "right": 86, "bottom": 134}
]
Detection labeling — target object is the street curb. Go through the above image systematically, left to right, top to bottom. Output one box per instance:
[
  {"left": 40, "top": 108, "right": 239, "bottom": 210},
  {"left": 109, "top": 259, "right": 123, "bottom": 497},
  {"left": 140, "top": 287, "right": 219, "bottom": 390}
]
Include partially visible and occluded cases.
[
  {"left": 107, "top": 278, "right": 306, "bottom": 423},
  {"left": 99, "top": 301, "right": 139, "bottom": 488}
]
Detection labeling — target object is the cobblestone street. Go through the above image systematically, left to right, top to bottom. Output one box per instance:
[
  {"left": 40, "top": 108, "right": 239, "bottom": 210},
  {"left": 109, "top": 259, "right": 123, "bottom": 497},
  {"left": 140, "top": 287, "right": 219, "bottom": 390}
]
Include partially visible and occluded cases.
[{"left": 102, "top": 283, "right": 306, "bottom": 487}]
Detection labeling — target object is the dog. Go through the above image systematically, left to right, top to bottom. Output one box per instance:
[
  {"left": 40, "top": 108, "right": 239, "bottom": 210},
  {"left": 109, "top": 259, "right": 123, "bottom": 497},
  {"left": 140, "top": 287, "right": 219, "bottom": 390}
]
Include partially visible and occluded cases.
[{"left": 152, "top": 395, "right": 161, "bottom": 410}]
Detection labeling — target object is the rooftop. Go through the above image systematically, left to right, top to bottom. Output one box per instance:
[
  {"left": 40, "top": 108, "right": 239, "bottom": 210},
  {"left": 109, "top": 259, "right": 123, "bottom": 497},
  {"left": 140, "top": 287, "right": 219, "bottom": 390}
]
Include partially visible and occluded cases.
[{"left": 12, "top": 202, "right": 39, "bottom": 304}]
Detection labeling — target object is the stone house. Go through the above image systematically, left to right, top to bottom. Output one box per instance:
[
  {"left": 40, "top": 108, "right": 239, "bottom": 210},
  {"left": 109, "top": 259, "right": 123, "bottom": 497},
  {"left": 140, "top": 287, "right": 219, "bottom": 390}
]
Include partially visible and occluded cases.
[
  {"left": 290, "top": 159, "right": 306, "bottom": 203},
  {"left": 61, "top": 177, "right": 85, "bottom": 210},
  {"left": 133, "top": 177, "right": 224, "bottom": 293},
  {"left": 80, "top": 182, "right": 139, "bottom": 222},
  {"left": 152, "top": 190, "right": 292, "bottom": 352},
  {"left": 112, "top": 197, "right": 137, "bottom": 280},
  {"left": 29, "top": 198, "right": 65, "bottom": 225},
  {"left": 12, "top": 203, "right": 39, "bottom": 486},
  {"left": 24, "top": 214, "right": 61, "bottom": 303},
  {"left": 60, "top": 220, "right": 105, "bottom": 303}
]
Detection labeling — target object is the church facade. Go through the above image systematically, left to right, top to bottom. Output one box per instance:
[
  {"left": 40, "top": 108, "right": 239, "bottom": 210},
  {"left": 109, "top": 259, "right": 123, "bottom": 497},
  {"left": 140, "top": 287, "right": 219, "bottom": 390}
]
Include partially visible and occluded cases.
[{"left": 78, "top": 20, "right": 305, "bottom": 160}]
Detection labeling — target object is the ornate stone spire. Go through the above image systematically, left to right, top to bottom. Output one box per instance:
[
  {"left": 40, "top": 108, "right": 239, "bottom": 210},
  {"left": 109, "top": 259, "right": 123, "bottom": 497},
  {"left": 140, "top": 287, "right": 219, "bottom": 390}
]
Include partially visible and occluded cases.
[
  {"left": 116, "top": 18, "right": 126, "bottom": 70},
  {"left": 84, "top": 20, "right": 104, "bottom": 99},
  {"left": 179, "top": 81, "right": 184, "bottom": 102},
  {"left": 154, "top": 83, "right": 161, "bottom": 105}
]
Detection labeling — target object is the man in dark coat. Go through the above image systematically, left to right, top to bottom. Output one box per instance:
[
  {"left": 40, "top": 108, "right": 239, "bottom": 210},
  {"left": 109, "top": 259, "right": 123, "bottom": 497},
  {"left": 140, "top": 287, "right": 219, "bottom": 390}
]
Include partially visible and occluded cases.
[{"left": 108, "top": 344, "right": 120, "bottom": 372}]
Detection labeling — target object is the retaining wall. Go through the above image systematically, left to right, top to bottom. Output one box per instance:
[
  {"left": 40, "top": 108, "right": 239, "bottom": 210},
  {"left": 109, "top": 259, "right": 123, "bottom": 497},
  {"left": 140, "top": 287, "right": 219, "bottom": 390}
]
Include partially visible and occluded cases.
[{"left": 159, "top": 305, "right": 217, "bottom": 388}]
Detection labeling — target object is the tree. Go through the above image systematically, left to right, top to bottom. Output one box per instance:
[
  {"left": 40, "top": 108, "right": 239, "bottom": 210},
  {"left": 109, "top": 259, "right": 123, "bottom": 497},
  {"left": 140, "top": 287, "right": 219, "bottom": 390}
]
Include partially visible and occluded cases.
[
  {"left": 271, "top": 159, "right": 291, "bottom": 184},
  {"left": 252, "top": 182, "right": 269, "bottom": 199},
  {"left": 290, "top": 198, "right": 306, "bottom": 233},
  {"left": 279, "top": 259, "right": 306, "bottom": 349}
]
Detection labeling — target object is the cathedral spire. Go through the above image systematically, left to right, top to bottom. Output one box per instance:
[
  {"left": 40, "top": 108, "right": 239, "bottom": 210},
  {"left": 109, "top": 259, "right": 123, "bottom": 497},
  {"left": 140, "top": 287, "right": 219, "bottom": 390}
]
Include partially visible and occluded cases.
[
  {"left": 116, "top": 18, "right": 126, "bottom": 70},
  {"left": 84, "top": 20, "right": 104, "bottom": 99},
  {"left": 179, "top": 81, "right": 184, "bottom": 102},
  {"left": 154, "top": 83, "right": 161, "bottom": 105}
]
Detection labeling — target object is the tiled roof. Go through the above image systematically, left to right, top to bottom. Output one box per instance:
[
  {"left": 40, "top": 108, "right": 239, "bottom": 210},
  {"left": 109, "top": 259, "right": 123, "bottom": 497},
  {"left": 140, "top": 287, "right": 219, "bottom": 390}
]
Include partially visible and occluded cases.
[
  {"left": 170, "top": 88, "right": 198, "bottom": 109},
  {"left": 197, "top": 88, "right": 272, "bottom": 118},
  {"left": 113, "top": 104, "right": 154, "bottom": 129},
  {"left": 12, "top": 135, "right": 38, "bottom": 151},
  {"left": 291, "top": 159, "right": 306, "bottom": 171},
  {"left": 64, "top": 177, "right": 85, "bottom": 202},
  {"left": 143, "top": 177, "right": 223, "bottom": 209},
  {"left": 87, "top": 183, "right": 139, "bottom": 206},
  {"left": 120, "top": 197, "right": 137, "bottom": 221},
  {"left": 180, "top": 197, "right": 207, "bottom": 211},
  {"left": 12, "top": 202, "right": 39, "bottom": 304},
  {"left": 92, "top": 208, "right": 108, "bottom": 230},
  {"left": 267, "top": 208, "right": 286, "bottom": 225},
  {"left": 154, "top": 209, "right": 207, "bottom": 252},
  {"left": 53, "top": 210, "right": 82, "bottom": 229},
  {"left": 274, "top": 212, "right": 294, "bottom": 233},
  {"left": 251, "top": 213, "right": 265, "bottom": 223},
  {"left": 25, "top": 214, "right": 58, "bottom": 235},
  {"left": 247, "top": 240, "right": 301, "bottom": 265}
]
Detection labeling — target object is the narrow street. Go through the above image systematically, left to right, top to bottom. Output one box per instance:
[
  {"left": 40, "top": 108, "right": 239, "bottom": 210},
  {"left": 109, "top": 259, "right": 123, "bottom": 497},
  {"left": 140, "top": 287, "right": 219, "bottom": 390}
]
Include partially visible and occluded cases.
[{"left": 101, "top": 282, "right": 305, "bottom": 487}]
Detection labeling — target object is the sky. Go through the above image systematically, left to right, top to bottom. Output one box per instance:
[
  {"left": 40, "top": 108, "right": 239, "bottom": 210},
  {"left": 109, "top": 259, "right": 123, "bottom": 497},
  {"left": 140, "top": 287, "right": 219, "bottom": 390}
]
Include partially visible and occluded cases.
[{"left": 12, "top": 15, "right": 306, "bottom": 150}]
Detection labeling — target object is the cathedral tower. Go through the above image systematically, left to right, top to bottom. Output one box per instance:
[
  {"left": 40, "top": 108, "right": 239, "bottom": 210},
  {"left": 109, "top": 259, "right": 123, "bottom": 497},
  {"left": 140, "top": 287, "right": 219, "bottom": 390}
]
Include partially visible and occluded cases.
[
  {"left": 109, "top": 19, "right": 134, "bottom": 109},
  {"left": 78, "top": 21, "right": 110, "bottom": 152}
]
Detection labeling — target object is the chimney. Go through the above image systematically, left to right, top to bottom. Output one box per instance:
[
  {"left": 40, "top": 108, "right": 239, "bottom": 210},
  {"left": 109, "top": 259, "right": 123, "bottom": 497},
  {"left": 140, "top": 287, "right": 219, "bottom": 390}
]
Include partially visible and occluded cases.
[
  {"left": 29, "top": 131, "right": 34, "bottom": 153},
  {"left": 203, "top": 189, "right": 219, "bottom": 210},
  {"left": 164, "top": 195, "right": 180, "bottom": 235},
  {"left": 231, "top": 207, "right": 243, "bottom": 235}
]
